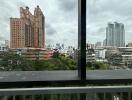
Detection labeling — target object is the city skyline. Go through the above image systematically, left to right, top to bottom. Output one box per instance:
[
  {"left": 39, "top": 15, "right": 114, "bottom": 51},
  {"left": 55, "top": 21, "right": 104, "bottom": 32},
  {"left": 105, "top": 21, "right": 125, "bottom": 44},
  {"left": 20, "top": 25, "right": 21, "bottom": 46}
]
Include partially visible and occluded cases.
[{"left": 0, "top": 0, "right": 132, "bottom": 47}]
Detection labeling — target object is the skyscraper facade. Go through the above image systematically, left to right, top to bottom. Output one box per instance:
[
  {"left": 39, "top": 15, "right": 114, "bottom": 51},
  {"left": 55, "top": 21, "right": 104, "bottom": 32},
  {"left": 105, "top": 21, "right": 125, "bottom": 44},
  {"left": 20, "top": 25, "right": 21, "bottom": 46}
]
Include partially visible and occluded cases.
[
  {"left": 10, "top": 6, "right": 45, "bottom": 49},
  {"left": 106, "top": 22, "right": 125, "bottom": 47}
]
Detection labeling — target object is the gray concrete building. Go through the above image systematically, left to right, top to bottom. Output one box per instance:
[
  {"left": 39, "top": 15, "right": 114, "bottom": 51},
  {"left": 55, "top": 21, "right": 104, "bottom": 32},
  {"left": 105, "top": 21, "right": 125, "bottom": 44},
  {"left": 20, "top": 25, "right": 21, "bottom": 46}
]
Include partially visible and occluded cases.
[{"left": 106, "top": 22, "right": 125, "bottom": 47}]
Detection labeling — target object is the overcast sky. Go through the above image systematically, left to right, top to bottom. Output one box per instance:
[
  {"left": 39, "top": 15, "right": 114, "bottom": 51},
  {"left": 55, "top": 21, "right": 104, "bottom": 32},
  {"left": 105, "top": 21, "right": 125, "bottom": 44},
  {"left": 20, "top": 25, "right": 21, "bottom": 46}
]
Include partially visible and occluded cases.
[{"left": 0, "top": 0, "right": 132, "bottom": 47}]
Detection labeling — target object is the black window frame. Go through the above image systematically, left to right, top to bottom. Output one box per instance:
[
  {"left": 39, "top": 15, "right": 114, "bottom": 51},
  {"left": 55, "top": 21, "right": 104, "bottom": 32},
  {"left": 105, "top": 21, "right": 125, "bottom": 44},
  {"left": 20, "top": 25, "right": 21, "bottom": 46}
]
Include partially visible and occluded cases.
[{"left": 1, "top": 0, "right": 132, "bottom": 89}]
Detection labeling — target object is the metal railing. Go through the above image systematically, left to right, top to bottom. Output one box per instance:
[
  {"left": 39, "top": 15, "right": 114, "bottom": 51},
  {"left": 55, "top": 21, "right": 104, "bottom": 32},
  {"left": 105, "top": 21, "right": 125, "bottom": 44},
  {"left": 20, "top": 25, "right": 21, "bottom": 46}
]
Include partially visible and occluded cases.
[{"left": 0, "top": 86, "right": 132, "bottom": 100}]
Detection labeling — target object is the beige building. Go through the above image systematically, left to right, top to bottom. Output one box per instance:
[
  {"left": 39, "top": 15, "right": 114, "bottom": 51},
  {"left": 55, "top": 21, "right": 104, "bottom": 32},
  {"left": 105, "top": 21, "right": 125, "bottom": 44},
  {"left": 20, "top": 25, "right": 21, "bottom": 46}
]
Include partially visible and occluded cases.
[
  {"left": 10, "top": 6, "right": 45, "bottom": 49},
  {"left": 9, "top": 48, "right": 53, "bottom": 60}
]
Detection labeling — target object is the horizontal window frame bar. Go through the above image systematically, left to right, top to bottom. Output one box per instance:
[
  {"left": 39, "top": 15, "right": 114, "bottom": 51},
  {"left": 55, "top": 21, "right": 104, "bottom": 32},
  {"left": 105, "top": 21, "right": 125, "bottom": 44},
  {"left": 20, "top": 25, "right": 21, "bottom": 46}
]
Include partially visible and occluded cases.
[
  {"left": 0, "top": 70, "right": 132, "bottom": 87},
  {"left": 1, "top": 79, "right": 132, "bottom": 88},
  {"left": 0, "top": 86, "right": 132, "bottom": 96}
]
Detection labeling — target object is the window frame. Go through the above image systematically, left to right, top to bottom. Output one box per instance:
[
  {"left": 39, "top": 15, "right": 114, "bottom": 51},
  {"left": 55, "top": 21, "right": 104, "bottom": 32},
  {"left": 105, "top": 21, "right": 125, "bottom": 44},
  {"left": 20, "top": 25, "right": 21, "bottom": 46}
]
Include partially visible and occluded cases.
[{"left": 1, "top": 0, "right": 132, "bottom": 88}]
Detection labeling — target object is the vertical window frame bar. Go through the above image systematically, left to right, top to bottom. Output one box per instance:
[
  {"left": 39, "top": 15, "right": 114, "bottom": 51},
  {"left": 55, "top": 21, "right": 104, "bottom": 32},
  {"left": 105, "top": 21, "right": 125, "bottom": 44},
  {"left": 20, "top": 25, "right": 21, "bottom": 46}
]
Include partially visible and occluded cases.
[{"left": 78, "top": 0, "right": 86, "bottom": 80}]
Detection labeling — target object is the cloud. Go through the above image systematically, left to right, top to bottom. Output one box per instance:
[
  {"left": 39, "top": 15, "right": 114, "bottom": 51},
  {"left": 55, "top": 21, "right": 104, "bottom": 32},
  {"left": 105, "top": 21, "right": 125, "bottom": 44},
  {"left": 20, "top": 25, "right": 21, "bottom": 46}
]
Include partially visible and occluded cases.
[
  {"left": 0, "top": 0, "right": 132, "bottom": 47},
  {"left": 0, "top": 0, "right": 26, "bottom": 43},
  {"left": 0, "top": 0, "right": 79, "bottom": 47},
  {"left": 57, "top": 0, "right": 77, "bottom": 12},
  {"left": 86, "top": 0, "right": 132, "bottom": 44},
  {"left": 45, "top": 23, "right": 57, "bottom": 35},
  {"left": 98, "top": 27, "right": 105, "bottom": 33},
  {"left": 0, "top": 36, "right": 6, "bottom": 41},
  {"left": 46, "top": 37, "right": 54, "bottom": 44}
]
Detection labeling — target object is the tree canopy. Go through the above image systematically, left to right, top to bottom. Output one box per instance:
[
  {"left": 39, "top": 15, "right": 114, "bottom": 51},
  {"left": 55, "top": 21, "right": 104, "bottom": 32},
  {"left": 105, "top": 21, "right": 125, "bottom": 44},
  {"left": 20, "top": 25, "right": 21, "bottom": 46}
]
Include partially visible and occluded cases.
[{"left": 0, "top": 52, "right": 77, "bottom": 71}]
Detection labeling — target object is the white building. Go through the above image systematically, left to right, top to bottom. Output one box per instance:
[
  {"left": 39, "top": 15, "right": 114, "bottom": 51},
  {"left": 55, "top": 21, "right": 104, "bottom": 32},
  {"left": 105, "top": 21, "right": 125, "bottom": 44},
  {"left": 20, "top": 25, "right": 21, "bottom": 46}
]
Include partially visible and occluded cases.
[
  {"left": 0, "top": 44, "right": 8, "bottom": 51},
  {"left": 118, "top": 47, "right": 132, "bottom": 67},
  {"left": 94, "top": 48, "right": 106, "bottom": 59},
  {"left": 86, "top": 49, "right": 95, "bottom": 63}
]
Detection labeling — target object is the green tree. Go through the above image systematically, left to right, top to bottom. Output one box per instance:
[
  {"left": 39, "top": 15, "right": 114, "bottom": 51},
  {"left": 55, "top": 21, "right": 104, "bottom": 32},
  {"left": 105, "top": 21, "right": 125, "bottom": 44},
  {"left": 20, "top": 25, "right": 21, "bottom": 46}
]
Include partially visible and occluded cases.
[
  {"left": 52, "top": 50, "right": 59, "bottom": 58},
  {"left": 0, "top": 52, "right": 34, "bottom": 71},
  {"left": 0, "top": 52, "right": 77, "bottom": 71},
  {"left": 107, "top": 53, "right": 122, "bottom": 66},
  {"left": 86, "top": 62, "right": 108, "bottom": 70}
]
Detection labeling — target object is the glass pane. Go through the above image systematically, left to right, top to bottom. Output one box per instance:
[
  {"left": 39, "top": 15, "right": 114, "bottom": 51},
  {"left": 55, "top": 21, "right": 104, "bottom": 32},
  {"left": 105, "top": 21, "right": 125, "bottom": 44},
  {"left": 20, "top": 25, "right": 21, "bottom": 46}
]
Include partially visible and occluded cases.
[
  {"left": 0, "top": 0, "right": 78, "bottom": 71},
  {"left": 86, "top": 0, "right": 131, "bottom": 70}
]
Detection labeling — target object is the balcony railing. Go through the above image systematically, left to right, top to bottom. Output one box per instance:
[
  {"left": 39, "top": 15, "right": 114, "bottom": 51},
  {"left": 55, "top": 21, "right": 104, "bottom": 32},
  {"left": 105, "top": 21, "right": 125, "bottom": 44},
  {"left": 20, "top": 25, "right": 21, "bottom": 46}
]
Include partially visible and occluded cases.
[{"left": 0, "top": 86, "right": 132, "bottom": 100}]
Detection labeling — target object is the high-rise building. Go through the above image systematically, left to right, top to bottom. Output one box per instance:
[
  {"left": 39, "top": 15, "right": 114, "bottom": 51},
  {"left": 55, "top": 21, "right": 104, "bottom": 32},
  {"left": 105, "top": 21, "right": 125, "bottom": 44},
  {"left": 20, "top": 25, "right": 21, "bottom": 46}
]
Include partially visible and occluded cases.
[
  {"left": 10, "top": 6, "right": 45, "bottom": 49},
  {"left": 106, "top": 22, "right": 125, "bottom": 47},
  {"left": 114, "top": 22, "right": 125, "bottom": 47},
  {"left": 106, "top": 23, "right": 114, "bottom": 46},
  {"left": 103, "top": 39, "right": 106, "bottom": 46},
  {"left": 5, "top": 40, "right": 9, "bottom": 48},
  {"left": 86, "top": 42, "right": 95, "bottom": 49},
  {"left": 95, "top": 42, "right": 102, "bottom": 48}
]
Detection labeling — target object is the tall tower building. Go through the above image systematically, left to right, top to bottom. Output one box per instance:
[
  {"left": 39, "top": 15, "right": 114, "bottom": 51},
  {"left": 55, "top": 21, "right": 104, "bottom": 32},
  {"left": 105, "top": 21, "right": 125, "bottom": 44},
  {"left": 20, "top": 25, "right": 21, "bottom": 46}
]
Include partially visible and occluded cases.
[
  {"left": 10, "top": 6, "right": 45, "bottom": 49},
  {"left": 106, "top": 22, "right": 125, "bottom": 47},
  {"left": 114, "top": 22, "right": 125, "bottom": 47},
  {"left": 106, "top": 23, "right": 114, "bottom": 46}
]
